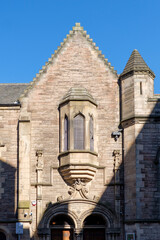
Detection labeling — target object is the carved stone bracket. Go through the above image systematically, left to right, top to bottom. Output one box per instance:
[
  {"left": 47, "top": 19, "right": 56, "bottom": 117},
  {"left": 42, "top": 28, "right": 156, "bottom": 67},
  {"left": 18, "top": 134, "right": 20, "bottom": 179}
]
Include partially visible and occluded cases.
[{"left": 68, "top": 179, "right": 89, "bottom": 199}]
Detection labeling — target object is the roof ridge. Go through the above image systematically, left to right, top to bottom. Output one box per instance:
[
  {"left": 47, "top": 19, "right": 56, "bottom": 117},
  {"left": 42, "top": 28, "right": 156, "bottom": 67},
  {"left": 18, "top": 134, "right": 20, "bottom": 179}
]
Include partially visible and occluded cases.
[{"left": 19, "top": 23, "right": 117, "bottom": 100}]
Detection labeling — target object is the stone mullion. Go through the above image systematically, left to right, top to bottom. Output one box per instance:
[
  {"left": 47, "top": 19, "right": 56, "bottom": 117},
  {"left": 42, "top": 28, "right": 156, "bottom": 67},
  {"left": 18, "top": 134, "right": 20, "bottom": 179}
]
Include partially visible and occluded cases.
[{"left": 18, "top": 118, "right": 31, "bottom": 221}]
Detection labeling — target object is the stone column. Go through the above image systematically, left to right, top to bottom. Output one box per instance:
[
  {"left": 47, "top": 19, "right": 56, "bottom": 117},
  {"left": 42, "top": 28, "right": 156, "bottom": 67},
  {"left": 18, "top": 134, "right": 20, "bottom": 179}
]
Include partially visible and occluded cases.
[
  {"left": 18, "top": 116, "right": 31, "bottom": 238},
  {"left": 36, "top": 150, "right": 43, "bottom": 226},
  {"left": 113, "top": 150, "right": 121, "bottom": 227},
  {"left": 75, "top": 229, "right": 83, "bottom": 240},
  {"left": 106, "top": 233, "right": 111, "bottom": 240},
  {"left": 45, "top": 234, "right": 50, "bottom": 240}
]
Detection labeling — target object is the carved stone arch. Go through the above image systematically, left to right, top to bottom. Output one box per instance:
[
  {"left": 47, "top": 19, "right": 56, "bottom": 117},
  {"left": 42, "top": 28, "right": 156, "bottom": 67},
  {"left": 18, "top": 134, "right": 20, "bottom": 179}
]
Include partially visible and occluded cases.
[
  {"left": 73, "top": 111, "right": 85, "bottom": 119},
  {"left": 39, "top": 202, "right": 79, "bottom": 230},
  {"left": 79, "top": 207, "right": 115, "bottom": 229},
  {"left": 0, "top": 226, "right": 11, "bottom": 240}
]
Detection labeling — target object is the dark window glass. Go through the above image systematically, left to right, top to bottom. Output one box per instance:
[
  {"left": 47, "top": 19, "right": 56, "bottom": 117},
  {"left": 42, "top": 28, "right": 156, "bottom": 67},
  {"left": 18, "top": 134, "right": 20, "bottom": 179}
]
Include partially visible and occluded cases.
[
  {"left": 140, "top": 82, "right": 143, "bottom": 95},
  {"left": 74, "top": 114, "right": 85, "bottom": 150},
  {"left": 64, "top": 115, "right": 68, "bottom": 151},
  {"left": 90, "top": 116, "right": 94, "bottom": 151},
  {"left": 50, "top": 214, "right": 74, "bottom": 226},
  {"left": 84, "top": 214, "right": 106, "bottom": 226}
]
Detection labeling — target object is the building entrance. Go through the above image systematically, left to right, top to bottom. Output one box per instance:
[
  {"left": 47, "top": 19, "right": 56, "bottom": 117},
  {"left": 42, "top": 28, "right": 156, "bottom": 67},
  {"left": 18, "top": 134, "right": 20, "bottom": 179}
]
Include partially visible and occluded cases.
[
  {"left": 50, "top": 214, "right": 74, "bottom": 240},
  {"left": 83, "top": 214, "right": 106, "bottom": 240},
  {"left": 83, "top": 228, "right": 105, "bottom": 240},
  {"left": 51, "top": 229, "right": 73, "bottom": 240},
  {"left": 0, "top": 232, "right": 6, "bottom": 240}
]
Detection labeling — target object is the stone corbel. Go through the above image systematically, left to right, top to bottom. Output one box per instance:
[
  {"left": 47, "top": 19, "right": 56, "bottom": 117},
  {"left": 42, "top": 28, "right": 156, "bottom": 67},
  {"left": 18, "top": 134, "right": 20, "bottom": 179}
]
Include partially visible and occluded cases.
[{"left": 68, "top": 179, "right": 89, "bottom": 199}]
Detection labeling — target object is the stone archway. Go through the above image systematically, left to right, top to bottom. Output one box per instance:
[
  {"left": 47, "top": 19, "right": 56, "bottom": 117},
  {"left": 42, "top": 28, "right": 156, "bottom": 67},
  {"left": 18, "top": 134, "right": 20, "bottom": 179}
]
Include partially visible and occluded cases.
[
  {"left": 38, "top": 199, "right": 118, "bottom": 240},
  {"left": 50, "top": 214, "right": 75, "bottom": 240},
  {"left": 83, "top": 214, "right": 106, "bottom": 240},
  {"left": 0, "top": 226, "right": 11, "bottom": 240},
  {"left": 0, "top": 232, "right": 6, "bottom": 240}
]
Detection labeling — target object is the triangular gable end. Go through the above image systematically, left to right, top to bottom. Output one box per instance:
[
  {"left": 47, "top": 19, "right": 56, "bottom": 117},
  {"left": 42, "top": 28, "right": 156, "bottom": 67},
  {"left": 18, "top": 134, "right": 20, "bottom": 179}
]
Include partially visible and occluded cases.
[{"left": 19, "top": 23, "right": 118, "bottom": 100}]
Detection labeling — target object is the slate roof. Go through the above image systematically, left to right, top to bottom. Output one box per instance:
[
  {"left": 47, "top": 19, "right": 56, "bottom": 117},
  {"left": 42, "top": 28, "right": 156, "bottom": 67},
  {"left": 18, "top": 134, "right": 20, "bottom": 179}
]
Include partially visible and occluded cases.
[
  {"left": 121, "top": 49, "right": 155, "bottom": 78},
  {"left": 0, "top": 83, "right": 29, "bottom": 104}
]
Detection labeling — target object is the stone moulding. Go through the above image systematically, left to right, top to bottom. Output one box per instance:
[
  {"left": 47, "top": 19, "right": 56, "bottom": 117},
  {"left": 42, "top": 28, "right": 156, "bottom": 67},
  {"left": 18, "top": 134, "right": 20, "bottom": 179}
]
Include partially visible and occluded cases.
[
  {"left": 19, "top": 22, "right": 118, "bottom": 101},
  {"left": 121, "top": 115, "right": 160, "bottom": 128},
  {"left": 59, "top": 150, "right": 98, "bottom": 157},
  {"left": 58, "top": 162, "right": 98, "bottom": 185},
  {"left": 39, "top": 199, "right": 118, "bottom": 231}
]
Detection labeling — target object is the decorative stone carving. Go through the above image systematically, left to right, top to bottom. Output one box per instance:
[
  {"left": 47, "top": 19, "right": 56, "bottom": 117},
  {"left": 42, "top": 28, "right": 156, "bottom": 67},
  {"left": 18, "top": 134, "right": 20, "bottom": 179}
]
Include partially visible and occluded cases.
[
  {"left": 36, "top": 150, "right": 43, "bottom": 169},
  {"left": 113, "top": 150, "right": 120, "bottom": 168},
  {"left": 68, "top": 179, "right": 89, "bottom": 199},
  {"left": 93, "top": 195, "right": 100, "bottom": 202},
  {"left": 57, "top": 196, "right": 63, "bottom": 202}
]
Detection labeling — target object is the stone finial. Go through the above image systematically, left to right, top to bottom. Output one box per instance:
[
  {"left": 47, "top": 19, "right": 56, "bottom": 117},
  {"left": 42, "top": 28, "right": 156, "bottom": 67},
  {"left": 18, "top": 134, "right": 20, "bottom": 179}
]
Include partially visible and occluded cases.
[{"left": 72, "top": 22, "right": 84, "bottom": 31}]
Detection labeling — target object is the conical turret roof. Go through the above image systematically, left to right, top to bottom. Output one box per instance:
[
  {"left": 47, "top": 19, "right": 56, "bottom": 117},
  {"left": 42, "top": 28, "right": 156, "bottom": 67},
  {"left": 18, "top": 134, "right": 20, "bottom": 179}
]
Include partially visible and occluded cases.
[{"left": 121, "top": 49, "right": 155, "bottom": 78}]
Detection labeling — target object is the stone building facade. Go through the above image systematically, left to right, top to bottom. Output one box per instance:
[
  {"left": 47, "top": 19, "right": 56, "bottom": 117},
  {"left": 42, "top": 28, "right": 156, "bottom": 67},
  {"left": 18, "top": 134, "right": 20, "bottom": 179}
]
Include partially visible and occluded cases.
[{"left": 0, "top": 23, "right": 160, "bottom": 240}]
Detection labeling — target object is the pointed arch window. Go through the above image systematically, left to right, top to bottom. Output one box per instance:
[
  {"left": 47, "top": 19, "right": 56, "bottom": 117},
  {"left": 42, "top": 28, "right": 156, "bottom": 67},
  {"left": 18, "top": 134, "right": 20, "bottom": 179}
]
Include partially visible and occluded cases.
[
  {"left": 74, "top": 114, "right": 85, "bottom": 150},
  {"left": 64, "top": 115, "right": 69, "bottom": 151},
  {"left": 90, "top": 116, "right": 94, "bottom": 151}
]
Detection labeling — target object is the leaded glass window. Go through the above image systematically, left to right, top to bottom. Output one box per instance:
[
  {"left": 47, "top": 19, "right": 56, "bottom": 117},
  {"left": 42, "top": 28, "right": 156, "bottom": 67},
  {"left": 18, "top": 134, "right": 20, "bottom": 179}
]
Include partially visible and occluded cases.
[
  {"left": 74, "top": 114, "right": 85, "bottom": 150},
  {"left": 64, "top": 115, "right": 68, "bottom": 151}
]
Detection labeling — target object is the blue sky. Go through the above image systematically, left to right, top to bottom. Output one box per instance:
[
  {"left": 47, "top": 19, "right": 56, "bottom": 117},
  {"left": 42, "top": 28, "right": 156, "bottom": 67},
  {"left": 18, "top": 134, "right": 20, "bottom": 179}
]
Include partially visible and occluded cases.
[{"left": 0, "top": 0, "right": 159, "bottom": 93}]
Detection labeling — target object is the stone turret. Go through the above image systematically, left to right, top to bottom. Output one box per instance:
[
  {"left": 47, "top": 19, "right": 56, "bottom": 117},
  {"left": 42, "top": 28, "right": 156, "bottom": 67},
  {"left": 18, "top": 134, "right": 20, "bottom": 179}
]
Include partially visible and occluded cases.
[
  {"left": 120, "top": 49, "right": 155, "bottom": 121},
  {"left": 120, "top": 50, "right": 158, "bottom": 224}
]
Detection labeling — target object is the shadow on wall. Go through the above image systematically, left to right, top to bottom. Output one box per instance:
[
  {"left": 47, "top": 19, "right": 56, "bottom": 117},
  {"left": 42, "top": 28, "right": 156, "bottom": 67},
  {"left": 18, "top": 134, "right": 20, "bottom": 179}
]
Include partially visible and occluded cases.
[
  {"left": 34, "top": 98, "right": 160, "bottom": 240},
  {"left": 0, "top": 158, "right": 16, "bottom": 239}
]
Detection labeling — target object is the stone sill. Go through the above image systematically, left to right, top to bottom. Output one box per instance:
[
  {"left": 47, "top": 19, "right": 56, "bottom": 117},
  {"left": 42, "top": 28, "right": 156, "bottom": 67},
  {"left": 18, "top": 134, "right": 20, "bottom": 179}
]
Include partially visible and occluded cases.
[{"left": 59, "top": 150, "right": 98, "bottom": 158}]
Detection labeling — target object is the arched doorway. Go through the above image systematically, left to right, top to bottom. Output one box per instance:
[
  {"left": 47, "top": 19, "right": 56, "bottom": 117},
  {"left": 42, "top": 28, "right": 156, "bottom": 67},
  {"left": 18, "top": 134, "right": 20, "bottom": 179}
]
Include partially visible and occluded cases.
[
  {"left": 50, "top": 214, "right": 74, "bottom": 240},
  {"left": 83, "top": 214, "right": 106, "bottom": 240},
  {"left": 0, "top": 232, "right": 6, "bottom": 240}
]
